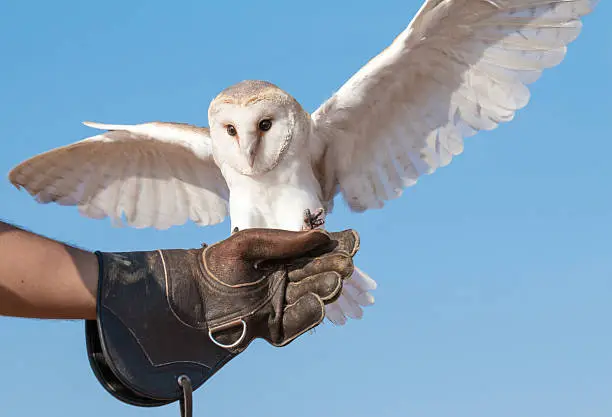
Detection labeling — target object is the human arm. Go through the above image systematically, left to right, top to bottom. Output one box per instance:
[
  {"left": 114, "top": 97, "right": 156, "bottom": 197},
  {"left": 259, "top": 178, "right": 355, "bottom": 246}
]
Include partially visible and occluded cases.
[{"left": 0, "top": 220, "right": 98, "bottom": 320}]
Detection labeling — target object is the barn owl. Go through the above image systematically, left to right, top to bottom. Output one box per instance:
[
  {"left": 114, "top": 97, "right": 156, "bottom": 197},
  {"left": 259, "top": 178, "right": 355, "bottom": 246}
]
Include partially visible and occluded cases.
[{"left": 8, "top": 0, "right": 598, "bottom": 325}]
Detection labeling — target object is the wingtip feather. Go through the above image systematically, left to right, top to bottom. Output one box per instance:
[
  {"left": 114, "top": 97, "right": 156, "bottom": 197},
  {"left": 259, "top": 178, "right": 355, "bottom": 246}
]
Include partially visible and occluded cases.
[
  {"left": 83, "top": 121, "right": 127, "bottom": 131},
  {"left": 83, "top": 121, "right": 104, "bottom": 129},
  {"left": 7, "top": 164, "right": 26, "bottom": 189}
]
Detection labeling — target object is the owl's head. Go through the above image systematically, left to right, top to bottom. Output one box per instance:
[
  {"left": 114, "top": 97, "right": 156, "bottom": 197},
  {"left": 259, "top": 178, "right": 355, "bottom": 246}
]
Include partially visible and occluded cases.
[{"left": 208, "top": 80, "right": 310, "bottom": 176}]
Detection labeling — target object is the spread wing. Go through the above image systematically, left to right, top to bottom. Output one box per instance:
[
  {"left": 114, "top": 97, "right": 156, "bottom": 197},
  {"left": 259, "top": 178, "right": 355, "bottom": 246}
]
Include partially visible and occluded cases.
[
  {"left": 311, "top": 0, "right": 597, "bottom": 211},
  {"left": 9, "top": 121, "right": 229, "bottom": 229}
]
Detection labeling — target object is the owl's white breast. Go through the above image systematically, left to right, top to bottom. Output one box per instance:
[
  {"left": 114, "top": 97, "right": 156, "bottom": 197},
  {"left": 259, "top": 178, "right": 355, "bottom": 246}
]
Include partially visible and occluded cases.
[{"left": 220, "top": 150, "right": 324, "bottom": 231}]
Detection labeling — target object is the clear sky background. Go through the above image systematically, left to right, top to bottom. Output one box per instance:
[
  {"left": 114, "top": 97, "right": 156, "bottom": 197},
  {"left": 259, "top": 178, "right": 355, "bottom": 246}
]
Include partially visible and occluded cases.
[{"left": 1, "top": 1, "right": 611, "bottom": 417}]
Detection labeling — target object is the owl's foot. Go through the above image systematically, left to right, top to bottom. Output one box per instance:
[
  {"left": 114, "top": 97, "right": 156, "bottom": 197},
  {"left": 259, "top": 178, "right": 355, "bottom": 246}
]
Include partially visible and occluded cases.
[{"left": 302, "top": 208, "right": 326, "bottom": 231}]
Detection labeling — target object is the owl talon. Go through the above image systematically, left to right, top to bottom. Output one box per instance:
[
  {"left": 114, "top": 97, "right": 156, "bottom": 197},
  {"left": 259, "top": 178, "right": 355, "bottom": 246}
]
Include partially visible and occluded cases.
[{"left": 302, "top": 208, "right": 326, "bottom": 231}]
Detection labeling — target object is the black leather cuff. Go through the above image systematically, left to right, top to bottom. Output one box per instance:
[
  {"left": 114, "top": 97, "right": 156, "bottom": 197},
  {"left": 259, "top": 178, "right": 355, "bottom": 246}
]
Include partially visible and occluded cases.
[{"left": 85, "top": 249, "right": 237, "bottom": 408}]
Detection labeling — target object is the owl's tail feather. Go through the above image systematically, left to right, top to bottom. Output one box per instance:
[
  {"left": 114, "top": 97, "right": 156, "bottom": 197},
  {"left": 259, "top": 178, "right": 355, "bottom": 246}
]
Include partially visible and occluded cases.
[{"left": 325, "top": 266, "right": 377, "bottom": 326}]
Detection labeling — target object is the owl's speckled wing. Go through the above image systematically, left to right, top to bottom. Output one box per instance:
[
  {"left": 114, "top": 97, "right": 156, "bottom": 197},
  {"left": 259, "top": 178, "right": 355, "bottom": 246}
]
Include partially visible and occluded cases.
[
  {"left": 312, "top": 0, "right": 597, "bottom": 212},
  {"left": 9, "top": 122, "right": 229, "bottom": 229}
]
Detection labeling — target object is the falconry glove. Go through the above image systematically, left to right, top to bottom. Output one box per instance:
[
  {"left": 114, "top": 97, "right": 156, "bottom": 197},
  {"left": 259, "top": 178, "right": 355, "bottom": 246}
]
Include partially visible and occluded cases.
[{"left": 85, "top": 228, "right": 360, "bottom": 417}]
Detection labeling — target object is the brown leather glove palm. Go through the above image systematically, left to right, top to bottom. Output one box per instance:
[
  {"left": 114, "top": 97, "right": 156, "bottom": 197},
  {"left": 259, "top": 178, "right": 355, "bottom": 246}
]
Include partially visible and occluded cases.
[{"left": 200, "top": 228, "right": 358, "bottom": 351}]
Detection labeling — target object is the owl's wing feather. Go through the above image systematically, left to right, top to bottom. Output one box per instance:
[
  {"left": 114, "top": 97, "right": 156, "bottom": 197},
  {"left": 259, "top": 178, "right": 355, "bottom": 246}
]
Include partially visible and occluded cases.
[
  {"left": 312, "top": 0, "right": 597, "bottom": 211},
  {"left": 9, "top": 121, "right": 229, "bottom": 229}
]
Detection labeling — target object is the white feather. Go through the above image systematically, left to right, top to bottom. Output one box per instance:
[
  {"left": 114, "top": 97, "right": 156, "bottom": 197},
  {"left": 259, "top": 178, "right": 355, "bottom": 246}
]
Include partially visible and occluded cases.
[
  {"left": 311, "top": 0, "right": 597, "bottom": 212},
  {"left": 9, "top": 122, "right": 228, "bottom": 229}
]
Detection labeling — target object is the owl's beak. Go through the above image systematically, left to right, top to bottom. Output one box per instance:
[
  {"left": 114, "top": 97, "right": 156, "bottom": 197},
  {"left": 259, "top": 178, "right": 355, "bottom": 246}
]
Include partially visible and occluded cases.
[{"left": 244, "top": 138, "right": 261, "bottom": 168}]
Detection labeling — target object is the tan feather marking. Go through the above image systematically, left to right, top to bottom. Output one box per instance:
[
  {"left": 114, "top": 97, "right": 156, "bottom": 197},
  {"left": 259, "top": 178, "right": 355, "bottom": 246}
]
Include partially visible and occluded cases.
[{"left": 211, "top": 79, "right": 301, "bottom": 108}]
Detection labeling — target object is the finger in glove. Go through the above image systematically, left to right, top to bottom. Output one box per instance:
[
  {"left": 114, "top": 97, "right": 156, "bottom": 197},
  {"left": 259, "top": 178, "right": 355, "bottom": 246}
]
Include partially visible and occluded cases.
[
  {"left": 231, "top": 229, "right": 332, "bottom": 261},
  {"left": 327, "top": 229, "right": 360, "bottom": 257},
  {"left": 287, "top": 252, "right": 354, "bottom": 282},
  {"left": 286, "top": 271, "right": 343, "bottom": 305},
  {"left": 278, "top": 293, "right": 325, "bottom": 346}
]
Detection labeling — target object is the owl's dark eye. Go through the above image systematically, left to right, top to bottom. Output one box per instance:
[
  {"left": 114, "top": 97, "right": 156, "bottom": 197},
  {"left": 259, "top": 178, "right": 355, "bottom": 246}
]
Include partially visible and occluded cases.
[
  {"left": 258, "top": 119, "right": 272, "bottom": 132},
  {"left": 226, "top": 125, "right": 237, "bottom": 137}
]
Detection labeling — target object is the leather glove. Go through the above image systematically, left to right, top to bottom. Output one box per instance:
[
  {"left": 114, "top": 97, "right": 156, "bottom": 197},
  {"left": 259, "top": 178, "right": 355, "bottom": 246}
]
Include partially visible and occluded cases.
[
  {"left": 86, "top": 228, "right": 360, "bottom": 415},
  {"left": 200, "top": 228, "right": 359, "bottom": 351}
]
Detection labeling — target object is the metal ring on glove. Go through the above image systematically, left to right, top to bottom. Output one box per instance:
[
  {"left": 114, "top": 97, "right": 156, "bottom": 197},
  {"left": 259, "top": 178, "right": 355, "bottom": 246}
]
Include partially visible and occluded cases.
[{"left": 208, "top": 319, "right": 247, "bottom": 349}]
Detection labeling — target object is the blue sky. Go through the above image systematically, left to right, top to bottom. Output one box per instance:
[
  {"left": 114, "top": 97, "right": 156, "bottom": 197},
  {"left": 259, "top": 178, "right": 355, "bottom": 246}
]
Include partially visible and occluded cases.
[{"left": 1, "top": 1, "right": 611, "bottom": 416}]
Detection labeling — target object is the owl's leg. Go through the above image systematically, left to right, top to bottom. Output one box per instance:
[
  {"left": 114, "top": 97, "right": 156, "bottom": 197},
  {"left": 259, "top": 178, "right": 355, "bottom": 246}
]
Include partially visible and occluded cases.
[
  {"left": 230, "top": 204, "right": 265, "bottom": 234},
  {"left": 302, "top": 208, "right": 326, "bottom": 231}
]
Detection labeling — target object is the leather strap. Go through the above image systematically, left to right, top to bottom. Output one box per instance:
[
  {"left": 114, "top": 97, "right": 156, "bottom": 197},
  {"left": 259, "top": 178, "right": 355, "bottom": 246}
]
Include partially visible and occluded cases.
[{"left": 178, "top": 375, "right": 193, "bottom": 417}]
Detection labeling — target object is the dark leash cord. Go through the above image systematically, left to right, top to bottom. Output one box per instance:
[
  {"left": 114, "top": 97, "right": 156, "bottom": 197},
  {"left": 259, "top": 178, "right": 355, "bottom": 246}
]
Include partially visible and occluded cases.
[{"left": 178, "top": 375, "right": 193, "bottom": 417}]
